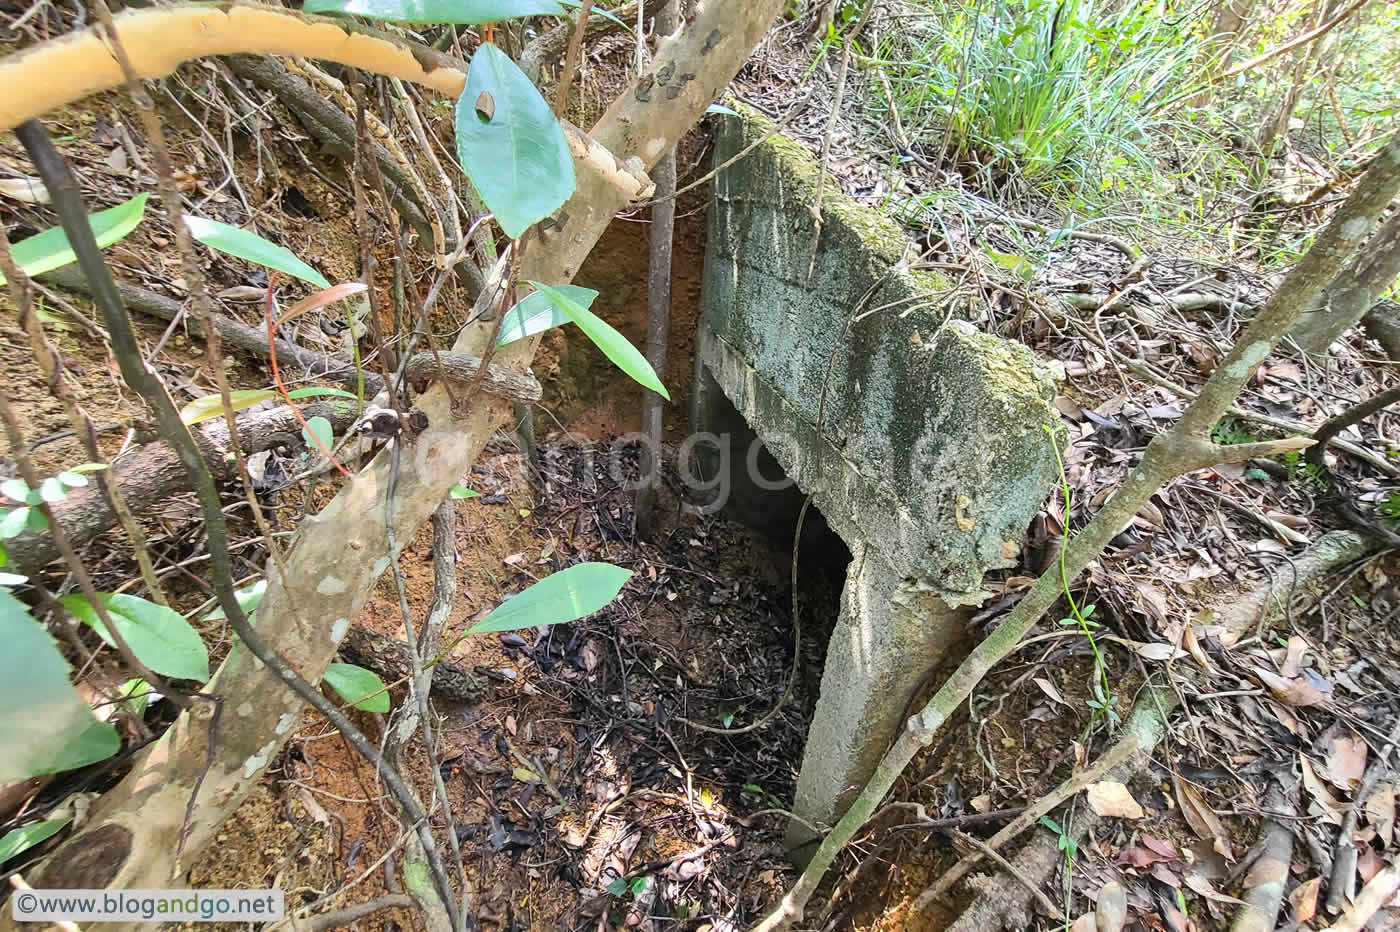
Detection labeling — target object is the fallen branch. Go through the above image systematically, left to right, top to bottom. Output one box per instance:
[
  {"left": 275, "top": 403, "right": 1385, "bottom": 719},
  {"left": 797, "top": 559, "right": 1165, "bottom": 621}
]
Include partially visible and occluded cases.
[{"left": 1231, "top": 783, "right": 1295, "bottom": 932}]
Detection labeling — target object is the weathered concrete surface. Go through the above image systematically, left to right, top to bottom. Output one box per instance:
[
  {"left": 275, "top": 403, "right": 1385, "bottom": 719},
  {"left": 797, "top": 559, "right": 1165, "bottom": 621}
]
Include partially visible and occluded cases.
[
  {"left": 693, "top": 107, "right": 1061, "bottom": 849},
  {"left": 699, "top": 109, "right": 1059, "bottom": 602}
]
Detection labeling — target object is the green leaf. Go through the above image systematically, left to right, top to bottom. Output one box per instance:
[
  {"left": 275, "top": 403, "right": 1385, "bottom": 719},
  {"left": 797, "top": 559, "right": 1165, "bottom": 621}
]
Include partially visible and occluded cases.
[
  {"left": 304, "top": 0, "right": 564, "bottom": 22},
  {"left": 557, "top": 0, "right": 630, "bottom": 29},
  {"left": 455, "top": 44, "right": 574, "bottom": 239},
  {"left": 706, "top": 103, "right": 740, "bottom": 115},
  {"left": 0, "top": 194, "right": 148, "bottom": 287},
  {"left": 184, "top": 215, "right": 331, "bottom": 289},
  {"left": 527, "top": 282, "right": 668, "bottom": 398},
  {"left": 496, "top": 285, "right": 599, "bottom": 347},
  {"left": 287, "top": 386, "right": 360, "bottom": 401},
  {"left": 180, "top": 389, "right": 279, "bottom": 425},
  {"left": 302, "top": 416, "right": 334, "bottom": 453},
  {"left": 69, "top": 463, "right": 111, "bottom": 474},
  {"left": 56, "top": 471, "right": 90, "bottom": 488},
  {"left": 38, "top": 477, "right": 67, "bottom": 503},
  {"left": 0, "top": 479, "right": 29, "bottom": 502},
  {"left": 449, "top": 485, "right": 480, "bottom": 499},
  {"left": 0, "top": 508, "right": 28, "bottom": 539},
  {"left": 25, "top": 508, "right": 48, "bottom": 533},
  {"left": 466, "top": 562, "right": 632, "bottom": 634},
  {"left": 203, "top": 579, "right": 267, "bottom": 621},
  {"left": 0, "top": 590, "right": 120, "bottom": 782},
  {"left": 59, "top": 593, "right": 210, "bottom": 681},
  {"left": 323, "top": 663, "right": 390, "bottom": 713},
  {"left": 118, "top": 678, "right": 152, "bottom": 718},
  {"left": 1039, "top": 815, "right": 1062, "bottom": 835},
  {"left": 0, "top": 818, "right": 72, "bottom": 864},
  {"left": 630, "top": 876, "right": 649, "bottom": 895},
  {"left": 606, "top": 878, "right": 628, "bottom": 897}
]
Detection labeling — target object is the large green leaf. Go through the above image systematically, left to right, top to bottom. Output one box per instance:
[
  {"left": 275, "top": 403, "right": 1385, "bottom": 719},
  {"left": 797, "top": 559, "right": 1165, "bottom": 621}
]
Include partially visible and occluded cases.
[
  {"left": 304, "top": 0, "right": 564, "bottom": 23},
  {"left": 455, "top": 44, "right": 574, "bottom": 239},
  {"left": 0, "top": 193, "right": 148, "bottom": 287},
  {"left": 184, "top": 215, "right": 331, "bottom": 289},
  {"left": 527, "top": 282, "right": 668, "bottom": 398},
  {"left": 496, "top": 284, "right": 599, "bottom": 347},
  {"left": 466, "top": 562, "right": 632, "bottom": 634},
  {"left": 0, "top": 590, "right": 119, "bottom": 782},
  {"left": 59, "top": 593, "right": 210, "bottom": 682},
  {"left": 323, "top": 663, "right": 390, "bottom": 713},
  {"left": 0, "top": 817, "right": 72, "bottom": 864}
]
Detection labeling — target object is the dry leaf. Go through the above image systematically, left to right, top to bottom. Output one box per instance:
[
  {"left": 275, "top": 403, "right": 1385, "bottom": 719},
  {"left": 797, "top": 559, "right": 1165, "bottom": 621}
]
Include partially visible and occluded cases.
[
  {"left": 0, "top": 176, "right": 49, "bottom": 204},
  {"left": 1182, "top": 624, "right": 1213, "bottom": 672},
  {"left": 1280, "top": 635, "right": 1308, "bottom": 677},
  {"left": 1253, "top": 666, "right": 1326, "bottom": 707},
  {"left": 1033, "top": 677, "right": 1066, "bottom": 705},
  {"left": 1326, "top": 734, "right": 1368, "bottom": 791},
  {"left": 1300, "top": 754, "right": 1348, "bottom": 824},
  {"left": 1174, "top": 772, "right": 1233, "bottom": 860},
  {"left": 1086, "top": 781, "right": 1145, "bottom": 819},
  {"left": 1366, "top": 784, "right": 1395, "bottom": 845},
  {"left": 1290, "top": 876, "right": 1321, "bottom": 923}
]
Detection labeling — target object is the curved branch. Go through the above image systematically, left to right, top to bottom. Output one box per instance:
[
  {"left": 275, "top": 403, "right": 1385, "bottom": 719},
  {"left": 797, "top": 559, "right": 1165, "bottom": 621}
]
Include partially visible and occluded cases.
[{"left": 0, "top": 2, "right": 469, "bottom": 131}]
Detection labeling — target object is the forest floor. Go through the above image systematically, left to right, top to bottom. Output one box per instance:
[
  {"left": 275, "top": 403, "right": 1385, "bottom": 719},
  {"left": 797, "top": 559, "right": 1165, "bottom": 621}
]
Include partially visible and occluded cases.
[{"left": 1, "top": 9, "right": 1399, "bottom": 932}]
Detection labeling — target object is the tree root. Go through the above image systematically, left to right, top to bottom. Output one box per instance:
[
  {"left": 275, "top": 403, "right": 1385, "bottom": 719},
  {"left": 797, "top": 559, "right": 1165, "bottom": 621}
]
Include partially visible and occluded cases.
[{"left": 337, "top": 623, "right": 484, "bottom": 705}]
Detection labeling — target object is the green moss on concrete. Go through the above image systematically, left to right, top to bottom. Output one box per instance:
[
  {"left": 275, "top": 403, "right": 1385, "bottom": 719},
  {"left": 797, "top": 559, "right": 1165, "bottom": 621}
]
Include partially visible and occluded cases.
[{"left": 699, "top": 106, "right": 1060, "bottom": 602}]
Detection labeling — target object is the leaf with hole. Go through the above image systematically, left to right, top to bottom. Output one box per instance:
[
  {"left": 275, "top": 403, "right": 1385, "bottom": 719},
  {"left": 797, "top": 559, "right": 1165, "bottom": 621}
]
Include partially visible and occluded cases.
[
  {"left": 304, "top": 0, "right": 563, "bottom": 23},
  {"left": 455, "top": 44, "right": 574, "bottom": 238},
  {"left": 0, "top": 193, "right": 148, "bottom": 287},
  {"left": 184, "top": 215, "right": 331, "bottom": 289},
  {"left": 527, "top": 283, "right": 668, "bottom": 398},
  {"left": 496, "top": 285, "right": 599, "bottom": 347},
  {"left": 180, "top": 390, "right": 279, "bottom": 425},
  {"left": 466, "top": 562, "right": 632, "bottom": 634},
  {"left": 0, "top": 590, "right": 120, "bottom": 782},
  {"left": 59, "top": 593, "right": 210, "bottom": 682},
  {"left": 323, "top": 663, "right": 390, "bottom": 713},
  {"left": 0, "top": 818, "right": 72, "bottom": 864}
]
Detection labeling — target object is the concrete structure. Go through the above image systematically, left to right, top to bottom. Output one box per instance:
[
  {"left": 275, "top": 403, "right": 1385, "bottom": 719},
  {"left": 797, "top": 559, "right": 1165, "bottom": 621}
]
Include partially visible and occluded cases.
[{"left": 691, "top": 108, "right": 1062, "bottom": 853}]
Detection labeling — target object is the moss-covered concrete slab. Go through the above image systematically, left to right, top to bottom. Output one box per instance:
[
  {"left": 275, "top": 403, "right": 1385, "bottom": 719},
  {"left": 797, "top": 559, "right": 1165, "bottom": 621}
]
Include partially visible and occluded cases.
[{"left": 699, "top": 106, "right": 1060, "bottom": 604}]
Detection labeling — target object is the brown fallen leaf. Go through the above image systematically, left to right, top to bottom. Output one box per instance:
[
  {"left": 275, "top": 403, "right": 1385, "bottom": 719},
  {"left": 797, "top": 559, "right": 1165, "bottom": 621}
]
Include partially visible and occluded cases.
[
  {"left": 1280, "top": 635, "right": 1308, "bottom": 678},
  {"left": 1253, "top": 666, "right": 1326, "bottom": 707},
  {"left": 1326, "top": 733, "right": 1368, "bottom": 791},
  {"left": 1300, "top": 754, "right": 1349, "bottom": 825},
  {"left": 1173, "top": 772, "right": 1234, "bottom": 860},
  {"left": 1086, "top": 781, "right": 1145, "bottom": 819},
  {"left": 1366, "top": 783, "right": 1395, "bottom": 845},
  {"left": 1289, "top": 876, "right": 1322, "bottom": 923}
]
